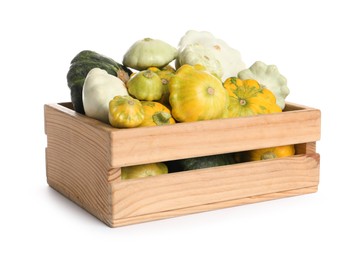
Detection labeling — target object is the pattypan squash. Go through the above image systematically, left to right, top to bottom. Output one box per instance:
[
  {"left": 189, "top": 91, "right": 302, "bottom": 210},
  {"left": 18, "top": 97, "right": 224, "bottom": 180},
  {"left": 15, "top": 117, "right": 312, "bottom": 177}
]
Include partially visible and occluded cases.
[
  {"left": 177, "top": 30, "right": 246, "bottom": 81},
  {"left": 123, "top": 38, "right": 177, "bottom": 70},
  {"left": 176, "top": 43, "right": 223, "bottom": 79},
  {"left": 67, "top": 50, "right": 132, "bottom": 115},
  {"left": 237, "top": 61, "right": 290, "bottom": 110},
  {"left": 160, "top": 64, "right": 176, "bottom": 73},
  {"left": 169, "top": 64, "right": 228, "bottom": 122},
  {"left": 148, "top": 66, "right": 175, "bottom": 107},
  {"left": 82, "top": 68, "right": 128, "bottom": 123},
  {"left": 127, "top": 70, "right": 163, "bottom": 101},
  {"left": 223, "top": 77, "right": 281, "bottom": 117},
  {"left": 108, "top": 95, "right": 145, "bottom": 128},
  {"left": 140, "top": 101, "right": 175, "bottom": 127},
  {"left": 245, "top": 145, "right": 295, "bottom": 161},
  {"left": 121, "top": 162, "right": 168, "bottom": 180}
]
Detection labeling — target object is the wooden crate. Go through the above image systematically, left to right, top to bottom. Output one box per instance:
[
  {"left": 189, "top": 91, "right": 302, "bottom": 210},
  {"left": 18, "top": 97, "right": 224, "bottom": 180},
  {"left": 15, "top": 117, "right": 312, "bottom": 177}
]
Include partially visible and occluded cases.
[{"left": 44, "top": 102, "right": 321, "bottom": 227}]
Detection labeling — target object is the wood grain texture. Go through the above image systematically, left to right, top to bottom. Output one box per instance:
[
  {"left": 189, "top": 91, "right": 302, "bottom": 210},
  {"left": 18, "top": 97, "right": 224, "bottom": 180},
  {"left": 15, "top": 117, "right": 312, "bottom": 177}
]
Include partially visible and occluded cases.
[
  {"left": 44, "top": 102, "right": 321, "bottom": 227},
  {"left": 109, "top": 103, "right": 321, "bottom": 167},
  {"left": 45, "top": 104, "right": 113, "bottom": 225},
  {"left": 295, "top": 142, "right": 317, "bottom": 154},
  {"left": 110, "top": 154, "right": 320, "bottom": 222},
  {"left": 111, "top": 186, "right": 318, "bottom": 227}
]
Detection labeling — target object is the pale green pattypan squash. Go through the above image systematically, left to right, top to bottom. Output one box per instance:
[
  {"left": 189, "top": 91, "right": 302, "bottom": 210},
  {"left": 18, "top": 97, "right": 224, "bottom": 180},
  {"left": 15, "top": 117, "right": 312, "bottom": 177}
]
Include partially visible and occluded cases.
[
  {"left": 177, "top": 30, "right": 246, "bottom": 81},
  {"left": 123, "top": 38, "right": 177, "bottom": 70},
  {"left": 176, "top": 43, "right": 223, "bottom": 79},
  {"left": 237, "top": 61, "right": 290, "bottom": 110},
  {"left": 82, "top": 68, "right": 128, "bottom": 123}
]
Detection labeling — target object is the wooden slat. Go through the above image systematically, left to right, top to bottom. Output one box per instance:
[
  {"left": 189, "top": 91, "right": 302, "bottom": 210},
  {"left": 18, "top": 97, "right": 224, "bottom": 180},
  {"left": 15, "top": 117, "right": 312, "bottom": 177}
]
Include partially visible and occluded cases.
[
  {"left": 109, "top": 107, "right": 321, "bottom": 167},
  {"left": 111, "top": 154, "right": 320, "bottom": 221},
  {"left": 111, "top": 186, "right": 318, "bottom": 227}
]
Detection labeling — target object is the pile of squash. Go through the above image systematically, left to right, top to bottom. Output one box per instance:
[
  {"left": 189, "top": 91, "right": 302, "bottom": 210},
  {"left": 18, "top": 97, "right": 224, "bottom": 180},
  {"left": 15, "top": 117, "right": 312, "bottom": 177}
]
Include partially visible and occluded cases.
[{"left": 66, "top": 30, "right": 295, "bottom": 179}]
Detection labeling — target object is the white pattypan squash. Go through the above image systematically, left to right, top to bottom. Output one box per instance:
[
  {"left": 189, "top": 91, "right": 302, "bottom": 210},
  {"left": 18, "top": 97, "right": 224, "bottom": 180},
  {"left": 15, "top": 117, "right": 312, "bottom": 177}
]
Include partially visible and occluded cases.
[
  {"left": 177, "top": 30, "right": 246, "bottom": 81},
  {"left": 177, "top": 43, "right": 223, "bottom": 79},
  {"left": 82, "top": 68, "right": 128, "bottom": 123}
]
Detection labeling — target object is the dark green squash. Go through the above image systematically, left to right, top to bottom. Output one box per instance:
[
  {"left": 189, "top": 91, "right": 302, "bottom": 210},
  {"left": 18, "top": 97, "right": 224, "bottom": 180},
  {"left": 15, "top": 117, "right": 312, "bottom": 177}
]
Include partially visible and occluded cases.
[
  {"left": 66, "top": 50, "right": 132, "bottom": 114},
  {"left": 169, "top": 153, "right": 236, "bottom": 172}
]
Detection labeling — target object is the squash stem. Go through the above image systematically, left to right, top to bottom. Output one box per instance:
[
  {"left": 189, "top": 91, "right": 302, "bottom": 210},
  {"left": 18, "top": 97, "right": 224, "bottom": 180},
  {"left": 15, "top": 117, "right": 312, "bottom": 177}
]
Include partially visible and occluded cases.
[
  {"left": 117, "top": 69, "right": 130, "bottom": 83},
  {"left": 143, "top": 70, "right": 155, "bottom": 79},
  {"left": 161, "top": 78, "right": 169, "bottom": 85},
  {"left": 207, "top": 87, "right": 215, "bottom": 95},
  {"left": 153, "top": 111, "right": 171, "bottom": 125}
]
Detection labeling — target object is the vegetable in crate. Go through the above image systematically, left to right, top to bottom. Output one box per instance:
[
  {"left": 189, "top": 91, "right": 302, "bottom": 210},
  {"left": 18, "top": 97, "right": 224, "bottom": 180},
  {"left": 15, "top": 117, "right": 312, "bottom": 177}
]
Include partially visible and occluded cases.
[
  {"left": 177, "top": 30, "right": 246, "bottom": 81},
  {"left": 123, "top": 38, "right": 178, "bottom": 70},
  {"left": 177, "top": 43, "right": 223, "bottom": 79},
  {"left": 66, "top": 50, "right": 132, "bottom": 114},
  {"left": 237, "top": 61, "right": 289, "bottom": 110},
  {"left": 159, "top": 64, "right": 176, "bottom": 73},
  {"left": 169, "top": 64, "right": 229, "bottom": 122},
  {"left": 148, "top": 66, "right": 175, "bottom": 107},
  {"left": 82, "top": 68, "right": 128, "bottom": 123},
  {"left": 127, "top": 70, "right": 164, "bottom": 101},
  {"left": 223, "top": 77, "right": 281, "bottom": 117},
  {"left": 109, "top": 95, "right": 145, "bottom": 128},
  {"left": 139, "top": 101, "right": 175, "bottom": 127},
  {"left": 244, "top": 145, "right": 295, "bottom": 161},
  {"left": 177, "top": 154, "right": 236, "bottom": 171},
  {"left": 121, "top": 163, "right": 168, "bottom": 180}
]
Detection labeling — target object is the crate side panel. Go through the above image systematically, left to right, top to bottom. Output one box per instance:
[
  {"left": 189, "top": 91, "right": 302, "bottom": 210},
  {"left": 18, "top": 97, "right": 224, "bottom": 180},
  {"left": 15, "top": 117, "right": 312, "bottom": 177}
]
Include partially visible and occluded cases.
[
  {"left": 45, "top": 104, "right": 113, "bottom": 225},
  {"left": 110, "top": 108, "right": 321, "bottom": 167},
  {"left": 111, "top": 154, "right": 320, "bottom": 220},
  {"left": 111, "top": 186, "right": 318, "bottom": 227}
]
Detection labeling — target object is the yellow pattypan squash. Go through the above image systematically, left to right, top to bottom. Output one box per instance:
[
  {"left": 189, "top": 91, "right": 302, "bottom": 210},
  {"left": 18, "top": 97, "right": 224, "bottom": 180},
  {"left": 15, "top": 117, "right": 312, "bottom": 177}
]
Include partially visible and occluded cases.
[
  {"left": 238, "top": 61, "right": 289, "bottom": 110},
  {"left": 169, "top": 64, "right": 228, "bottom": 122},
  {"left": 147, "top": 66, "right": 175, "bottom": 107},
  {"left": 223, "top": 77, "right": 282, "bottom": 117},
  {"left": 108, "top": 95, "right": 145, "bottom": 128},
  {"left": 140, "top": 101, "right": 176, "bottom": 127},
  {"left": 246, "top": 145, "right": 295, "bottom": 161},
  {"left": 121, "top": 162, "right": 168, "bottom": 180}
]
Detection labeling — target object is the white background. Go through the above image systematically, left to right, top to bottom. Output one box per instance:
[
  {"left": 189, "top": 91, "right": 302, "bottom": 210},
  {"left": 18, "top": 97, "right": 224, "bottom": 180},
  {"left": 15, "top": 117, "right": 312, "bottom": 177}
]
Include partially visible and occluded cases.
[{"left": 1, "top": 0, "right": 359, "bottom": 259}]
